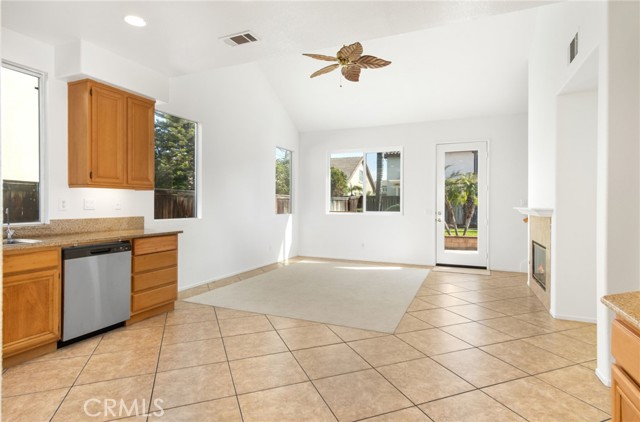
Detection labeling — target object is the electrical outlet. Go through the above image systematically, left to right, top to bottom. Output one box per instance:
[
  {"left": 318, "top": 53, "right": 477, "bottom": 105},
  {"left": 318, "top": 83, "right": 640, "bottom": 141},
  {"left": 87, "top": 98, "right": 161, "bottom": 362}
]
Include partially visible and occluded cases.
[
  {"left": 83, "top": 198, "right": 96, "bottom": 210},
  {"left": 58, "top": 199, "right": 68, "bottom": 211},
  {"left": 115, "top": 201, "right": 122, "bottom": 210}
]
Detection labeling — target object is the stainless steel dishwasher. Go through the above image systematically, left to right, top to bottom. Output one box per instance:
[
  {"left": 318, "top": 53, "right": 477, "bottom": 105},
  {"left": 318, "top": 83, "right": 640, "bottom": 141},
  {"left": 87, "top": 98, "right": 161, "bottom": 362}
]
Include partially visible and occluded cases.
[{"left": 62, "top": 241, "right": 132, "bottom": 342}]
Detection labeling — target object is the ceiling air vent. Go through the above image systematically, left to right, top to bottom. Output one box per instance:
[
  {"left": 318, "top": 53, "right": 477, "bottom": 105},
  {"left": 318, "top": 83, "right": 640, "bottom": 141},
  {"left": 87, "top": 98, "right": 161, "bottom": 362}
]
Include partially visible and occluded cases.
[
  {"left": 222, "top": 31, "right": 259, "bottom": 47},
  {"left": 569, "top": 32, "right": 579, "bottom": 64}
]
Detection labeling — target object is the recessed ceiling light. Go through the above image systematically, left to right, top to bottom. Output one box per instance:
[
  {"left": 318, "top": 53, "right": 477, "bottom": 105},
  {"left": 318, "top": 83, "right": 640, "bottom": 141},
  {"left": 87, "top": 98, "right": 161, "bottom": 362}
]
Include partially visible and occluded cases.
[{"left": 124, "top": 15, "right": 146, "bottom": 27}]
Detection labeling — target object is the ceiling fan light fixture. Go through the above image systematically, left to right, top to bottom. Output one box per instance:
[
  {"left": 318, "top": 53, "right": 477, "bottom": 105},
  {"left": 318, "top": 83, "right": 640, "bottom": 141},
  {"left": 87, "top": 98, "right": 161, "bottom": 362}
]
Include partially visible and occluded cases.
[
  {"left": 124, "top": 15, "right": 147, "bottom": 28},
  {"left": 303, "top": 42, "right": 391, "bottom": 83}
]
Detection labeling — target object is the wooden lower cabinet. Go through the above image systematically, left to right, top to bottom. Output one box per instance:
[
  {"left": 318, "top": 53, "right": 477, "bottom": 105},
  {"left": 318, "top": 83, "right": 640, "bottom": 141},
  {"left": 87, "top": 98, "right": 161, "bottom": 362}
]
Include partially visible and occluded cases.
[
  {"left": 128, "top": 235, "right": 178, "bottom": 324},
  {"left": 3, "top": 248, "right": 61, "bottom": 367},
  {"left": 612, "top": 318, "right": 640, "bottom": 421},
  {"left": 612, "top": 364, "right": 640, "bottom": 422}
]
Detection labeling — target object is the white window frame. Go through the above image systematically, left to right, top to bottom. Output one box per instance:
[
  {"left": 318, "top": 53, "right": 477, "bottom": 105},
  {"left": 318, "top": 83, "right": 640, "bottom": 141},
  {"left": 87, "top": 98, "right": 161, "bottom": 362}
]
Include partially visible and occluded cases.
[
  {"left": 1, "top": 60, "right": 48, "bottom": 226},
  {"left": 152, "top": 109, "right": 200, "bottom": 221},
  {"left": 275, "top": 146, "right": 293, "bottom": 215},
  {"left": 326, "top": 147, "right": 403, "bottom": 215}
]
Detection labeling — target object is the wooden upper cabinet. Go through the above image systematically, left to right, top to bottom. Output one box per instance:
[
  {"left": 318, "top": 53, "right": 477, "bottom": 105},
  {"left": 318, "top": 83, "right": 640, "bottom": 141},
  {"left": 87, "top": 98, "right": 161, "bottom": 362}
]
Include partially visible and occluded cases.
[
  {"left": 68, "top": 79, "right": 155, "bottom": 189},
  {"left": 91, "top": 85, "right": 126, "bottom": 185},
  {"left": 127, "top": 97, "right": 155, "bottom": 188}
]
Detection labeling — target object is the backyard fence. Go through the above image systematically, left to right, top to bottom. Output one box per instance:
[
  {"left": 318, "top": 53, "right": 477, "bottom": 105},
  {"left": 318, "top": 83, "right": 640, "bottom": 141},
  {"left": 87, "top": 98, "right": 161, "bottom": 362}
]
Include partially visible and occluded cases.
[
  {"left": 154, "top": 189, "right": 196, "bottom": 219},
  {"left": 276, "top": 195, "right": 291, "bottom": 214},
  {"left": 331, "top": 195, "right": 400, "bottom": 212}
]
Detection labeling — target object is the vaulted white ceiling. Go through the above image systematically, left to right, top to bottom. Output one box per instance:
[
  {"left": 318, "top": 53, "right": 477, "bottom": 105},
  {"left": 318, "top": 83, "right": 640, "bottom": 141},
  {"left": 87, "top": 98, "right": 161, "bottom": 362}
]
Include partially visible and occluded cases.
[{"left": 2, "top": 1, "right": 546, "bottom": 131}]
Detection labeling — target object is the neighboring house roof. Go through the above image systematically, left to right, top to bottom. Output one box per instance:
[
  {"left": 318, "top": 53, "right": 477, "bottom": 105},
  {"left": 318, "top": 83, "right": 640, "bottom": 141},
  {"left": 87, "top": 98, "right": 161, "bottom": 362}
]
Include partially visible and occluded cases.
[
  {"left": 331, "top": 156, "right": 376, "bottom": 192},
  {"left": 331, "top": 157, "right": 362, "bottom": 181}
]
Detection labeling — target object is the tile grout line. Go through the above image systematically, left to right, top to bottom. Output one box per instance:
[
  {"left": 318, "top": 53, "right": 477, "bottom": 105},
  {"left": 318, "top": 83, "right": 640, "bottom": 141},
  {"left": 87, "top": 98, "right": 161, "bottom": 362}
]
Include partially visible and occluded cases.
[
  {"left": 213, "top": 306, "right": 247, "bottom": 422},
  {"left": 143, "top": 313, "right": 168, "bottom": 419},
  {"left": 265, "top": 317, "right": 341, "bottom": 422},
  {"left": 332, "top": 326, "right": 429, "bottom": 415},
  {"left": 48, "top": 334, "right": 105, "bottom": 421}
]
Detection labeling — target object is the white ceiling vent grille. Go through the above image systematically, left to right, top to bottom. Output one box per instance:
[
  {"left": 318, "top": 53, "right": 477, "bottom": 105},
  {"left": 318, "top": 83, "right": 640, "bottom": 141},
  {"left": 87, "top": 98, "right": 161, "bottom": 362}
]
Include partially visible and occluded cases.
[{"left": 222, "top": 31, "right": 259, "bottom": 47}]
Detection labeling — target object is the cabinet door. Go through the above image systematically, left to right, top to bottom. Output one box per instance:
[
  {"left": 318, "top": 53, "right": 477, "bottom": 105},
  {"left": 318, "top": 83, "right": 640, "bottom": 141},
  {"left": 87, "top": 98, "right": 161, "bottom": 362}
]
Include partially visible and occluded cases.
[
  {"left": 91, "top": 85, "right": 126, "bottom": 186},
  {"left": 127, "top": 97, "right": 155, "bottom": 189},
  {"left": 3, "top": 269, "right": 61, "bottom": 358},
  {"left": 612, "top": 364, "right": 640, "bottom": 422}
]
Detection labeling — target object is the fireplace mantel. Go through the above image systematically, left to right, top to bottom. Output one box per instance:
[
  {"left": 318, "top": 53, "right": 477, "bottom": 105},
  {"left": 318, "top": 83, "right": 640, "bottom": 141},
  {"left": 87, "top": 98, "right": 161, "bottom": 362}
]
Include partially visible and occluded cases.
[{"left": 513, "top": 207, "right": 554, "bottom": 217}]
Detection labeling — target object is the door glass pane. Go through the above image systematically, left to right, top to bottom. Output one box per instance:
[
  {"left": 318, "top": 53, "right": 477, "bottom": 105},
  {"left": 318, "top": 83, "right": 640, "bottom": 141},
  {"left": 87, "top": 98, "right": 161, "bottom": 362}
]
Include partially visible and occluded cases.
[{"left": 444, "top": 150, "right": 478, "bottom": 251}]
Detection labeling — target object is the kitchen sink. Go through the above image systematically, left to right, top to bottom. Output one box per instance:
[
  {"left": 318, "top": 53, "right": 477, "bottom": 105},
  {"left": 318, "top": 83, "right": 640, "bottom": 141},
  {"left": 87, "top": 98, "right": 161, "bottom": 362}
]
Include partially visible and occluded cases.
[{"left": 3, "top": 238, "right": 43, "bottom": 245}]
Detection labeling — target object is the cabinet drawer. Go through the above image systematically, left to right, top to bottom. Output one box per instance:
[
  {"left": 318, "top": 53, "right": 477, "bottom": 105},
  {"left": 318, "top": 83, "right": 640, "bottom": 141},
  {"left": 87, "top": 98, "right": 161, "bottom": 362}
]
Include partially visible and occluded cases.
[
  {"left": 133, "top": 235, "right": 177, "bottom": 256},
  {"left": 4, "top": 248, "right": 60, "bottom": 275},
  {"left": 132, "top": 250, "right": 177, "bottom": 273},
  {"left": 132, "top": 266, "right": 177, "bottom": 293},
  {"left": 131, "top": 283, "right": 177, "bottom": 313},
  {"left": 612, "top": 319, "right": 640, "bottom": 384},
  {"left": 612, "top": 364, "right": 640, "bottom": 422}
]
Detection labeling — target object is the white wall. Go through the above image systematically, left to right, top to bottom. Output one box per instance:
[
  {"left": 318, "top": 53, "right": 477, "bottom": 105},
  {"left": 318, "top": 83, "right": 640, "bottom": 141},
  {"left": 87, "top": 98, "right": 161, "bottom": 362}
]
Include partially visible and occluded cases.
[
  {"left": 528, "top": 1, "right": 640, "bottom": 385},
  {"left": 528, "top": 2, "right": 606, "bottom": 209},
  {"left": 2, "top": 28, "right": 300, "bottom": 289},
  {"left": 155, "top": 64, "right": 299, "bottom": 287},
  {"left": 553, "top": 89, "right": 598, "bottom": 321},
  {"left": 298, "top": 114, "right": 528, "bottom": 271}
]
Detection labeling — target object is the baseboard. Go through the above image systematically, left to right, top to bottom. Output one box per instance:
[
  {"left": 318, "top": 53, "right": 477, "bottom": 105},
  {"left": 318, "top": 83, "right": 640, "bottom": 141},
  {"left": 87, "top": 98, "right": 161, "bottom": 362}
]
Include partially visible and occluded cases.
[
  {"left": 178, "top": 255, "right": 302, "bottom": 292},
  {"left": 299, "top": 255, "right": 431, "bottom": 270},
  {"left": 549, "top": 311, "right": 597, "bottom": 324},
  {"left": 595, "top": 366, "right": 611, "bottom": 387}
]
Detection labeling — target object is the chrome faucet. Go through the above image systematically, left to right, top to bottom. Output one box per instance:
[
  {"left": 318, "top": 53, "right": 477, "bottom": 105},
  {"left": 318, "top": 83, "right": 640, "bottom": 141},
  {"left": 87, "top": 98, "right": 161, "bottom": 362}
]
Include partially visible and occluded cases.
[{"left": 5, "top": 208, "right": 15, "bottom": 242}]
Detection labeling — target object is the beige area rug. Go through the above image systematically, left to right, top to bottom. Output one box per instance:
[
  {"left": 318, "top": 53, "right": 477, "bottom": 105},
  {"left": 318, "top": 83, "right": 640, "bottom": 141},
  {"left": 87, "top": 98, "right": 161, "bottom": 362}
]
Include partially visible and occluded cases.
[
  {"left": 186, "top": 260, "right": 429, "bottom": 333},
  {"left": 433, "top": 266, "right": 491, "bottom": 275}
]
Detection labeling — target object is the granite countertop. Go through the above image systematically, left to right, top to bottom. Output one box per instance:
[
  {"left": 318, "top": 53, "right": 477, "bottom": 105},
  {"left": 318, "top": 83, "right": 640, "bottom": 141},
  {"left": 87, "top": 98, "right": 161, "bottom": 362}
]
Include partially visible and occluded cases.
[
  {"left": 3, "top": 228, "right": 183, "bottom": 251},
  {"left": 602, "top": 291, "right": 640, "bottom": 330}
]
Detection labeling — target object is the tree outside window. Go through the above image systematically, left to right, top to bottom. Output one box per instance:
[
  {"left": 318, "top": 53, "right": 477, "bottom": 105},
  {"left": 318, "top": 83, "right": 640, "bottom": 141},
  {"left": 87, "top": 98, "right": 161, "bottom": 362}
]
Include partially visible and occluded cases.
[
  {"left": 154, "top": 111, "right": 197, "bottom": 219},
  {"left": 276, "top": 147, "right": 292, "bottom": 214}
]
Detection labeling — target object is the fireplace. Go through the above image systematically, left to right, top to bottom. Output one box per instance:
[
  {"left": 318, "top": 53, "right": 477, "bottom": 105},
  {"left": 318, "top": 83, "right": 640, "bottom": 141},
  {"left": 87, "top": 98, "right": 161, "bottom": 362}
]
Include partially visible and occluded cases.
[{"left": 532, "top": 241, "right": 547, "bottom": 290}]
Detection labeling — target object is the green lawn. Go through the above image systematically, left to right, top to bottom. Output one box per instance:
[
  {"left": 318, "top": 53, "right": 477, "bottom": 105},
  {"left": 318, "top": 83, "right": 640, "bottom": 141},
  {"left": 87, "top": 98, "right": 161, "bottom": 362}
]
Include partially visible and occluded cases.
[{"left": 445, "top": 228, "right": 477, "bottom": 237}]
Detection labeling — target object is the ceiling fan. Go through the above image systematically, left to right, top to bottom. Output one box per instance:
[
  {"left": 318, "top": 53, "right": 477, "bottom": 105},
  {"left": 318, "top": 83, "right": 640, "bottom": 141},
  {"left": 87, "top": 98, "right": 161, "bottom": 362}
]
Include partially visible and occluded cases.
[{"left": 303, "top": 42, "right": 391, "bottom": 82}]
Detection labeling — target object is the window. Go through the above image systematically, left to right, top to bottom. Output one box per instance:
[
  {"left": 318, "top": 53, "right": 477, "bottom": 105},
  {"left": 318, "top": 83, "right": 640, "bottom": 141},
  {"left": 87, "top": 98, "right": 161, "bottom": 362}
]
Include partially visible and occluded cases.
[
  {"left": 1, "top": 62, "right": 44, "bottom": 224},
  {"left": 154, "top": 111, "right": 197, "bottom": 219},
  {"left": 275, "top": 147, "right": 292, "bottom": 214},
  {"left": 329, "top": 150, "right": 401, "bottom": 213}
]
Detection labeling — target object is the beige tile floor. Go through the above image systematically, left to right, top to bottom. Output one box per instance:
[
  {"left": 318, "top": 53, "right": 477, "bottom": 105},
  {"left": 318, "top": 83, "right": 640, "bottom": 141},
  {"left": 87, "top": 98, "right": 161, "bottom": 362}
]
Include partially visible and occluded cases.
[{"left": 2, "top": 259, "right": 611, "bottom": 421}]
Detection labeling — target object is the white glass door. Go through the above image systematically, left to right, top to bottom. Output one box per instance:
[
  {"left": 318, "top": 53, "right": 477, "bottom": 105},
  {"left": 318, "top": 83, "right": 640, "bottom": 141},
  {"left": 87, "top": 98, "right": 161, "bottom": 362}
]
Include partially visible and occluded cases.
[{"left": 436, "top": 141, "right": 488, "bottom": 268}]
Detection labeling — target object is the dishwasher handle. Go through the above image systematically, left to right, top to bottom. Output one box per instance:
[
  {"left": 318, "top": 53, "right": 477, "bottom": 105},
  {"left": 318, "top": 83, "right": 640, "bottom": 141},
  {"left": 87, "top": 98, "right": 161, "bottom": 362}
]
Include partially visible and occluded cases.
[
  {"left": 63, "top": 241, "right": 132, "bottom": 260},
  {"left": 90, "top": 248, "right": 113, "bottom": 255}
]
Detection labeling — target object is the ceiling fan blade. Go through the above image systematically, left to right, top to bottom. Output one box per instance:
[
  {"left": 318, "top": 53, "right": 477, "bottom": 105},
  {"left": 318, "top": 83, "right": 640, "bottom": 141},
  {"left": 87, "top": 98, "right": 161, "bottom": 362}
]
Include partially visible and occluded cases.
[
  {"left": 337, "top": 42, "right": 363, "bottom": 62},
  {"left": 303, "top": 53, "right": 338, "bottom": 62},
  {"left": 354, "top": 55, "right": 391, "bottom": 69},
  {"left": 310, "top": 63, "right": 340, "bottom": 78},
  {"left": 341, "top": 65, "right": 361, "bottom": 82}
]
